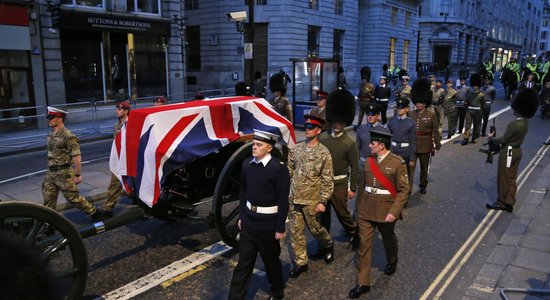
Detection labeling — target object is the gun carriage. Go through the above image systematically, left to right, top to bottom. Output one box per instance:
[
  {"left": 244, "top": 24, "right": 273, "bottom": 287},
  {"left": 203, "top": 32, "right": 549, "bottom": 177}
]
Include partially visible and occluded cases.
[{"left": 0, "top": 96, "right": 295, "bottom": 299}]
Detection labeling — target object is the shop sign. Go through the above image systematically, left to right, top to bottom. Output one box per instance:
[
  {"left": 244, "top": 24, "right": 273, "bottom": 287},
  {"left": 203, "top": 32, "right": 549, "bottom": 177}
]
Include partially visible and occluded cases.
[{"left": 55, "top": 11, "right": 170, "bottom": 35}]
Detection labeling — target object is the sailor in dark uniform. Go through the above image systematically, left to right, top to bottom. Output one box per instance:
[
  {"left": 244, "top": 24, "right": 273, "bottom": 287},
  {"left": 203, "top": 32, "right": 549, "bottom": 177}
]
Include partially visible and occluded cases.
[
  {"left": 374, "top": 76, "right": 392, "bottom": 124},
  {"left": 387, "top": 98, "right": 416, "bottom": 184},
  {"left": 228, "top": 130, "right": 290, "bottom": 300}
]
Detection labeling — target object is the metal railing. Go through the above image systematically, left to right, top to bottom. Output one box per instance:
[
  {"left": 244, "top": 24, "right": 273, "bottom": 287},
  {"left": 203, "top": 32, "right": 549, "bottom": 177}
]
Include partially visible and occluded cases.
[{"left": 0, "top": 89, "right": 231, "bottom": 153}]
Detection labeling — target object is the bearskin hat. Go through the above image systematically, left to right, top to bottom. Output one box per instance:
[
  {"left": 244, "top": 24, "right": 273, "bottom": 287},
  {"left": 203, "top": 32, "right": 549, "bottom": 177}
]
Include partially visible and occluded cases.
[
  {"left": 360, "top": 66, "right": 371, "bottom": 81},
  {"left": 269, "top": 72, "right": 287, "bottom": 96},
  {"left": 470, "top": 73, "right": 482, "bottom": 87},
  {"left": 411, "top": 78, "right": 432, "bottom": 106},
  {"left": 235, "top": 81, "right": 250, "bottom": 96},
  {"left": 511, "top": 88, "right": 539, "bottom": 118},
  {"left": 326, "top": 89, "right": 356, "bottom": 125}
]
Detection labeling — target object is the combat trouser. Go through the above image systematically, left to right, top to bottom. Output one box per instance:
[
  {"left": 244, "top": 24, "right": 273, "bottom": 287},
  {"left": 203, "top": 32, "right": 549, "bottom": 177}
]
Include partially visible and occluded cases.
[
  {"left": 432, "top": 105, "right": 445, "bottom": 136},
  {"left": 456, "top": 107, "right": 466, "bottom": 133},
  {"left": 481, "top": 107, "right": 491, "bottom": 136},
  {"left": 445, "top": 109, "right": 458, "bottom": 138},
  {"left": 463, "top": 109, "right": 482, "bottom": 142},
  {"left": 496, "top": 148, "right": 522, "bottom": 208},
  {"left": 42, "top": 169, "right": 96, "bottom": 214},
  {"left": 103, "top": 172, "right": 124, "bottom": 212},
  {"left": 320, "top": 182, "right": 357, "bottom": 235},
  {"left": 289, "top": 202, "right": 333, "bottom": 266},
  {"left": 356, "top": 218, "right": 397, "bottom": 286}
]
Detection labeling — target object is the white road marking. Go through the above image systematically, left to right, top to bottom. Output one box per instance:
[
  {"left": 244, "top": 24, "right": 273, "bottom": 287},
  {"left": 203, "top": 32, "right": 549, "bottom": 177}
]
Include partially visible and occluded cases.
[
  {"left": 420, "top": 145, "right": 550, "bottom": 299},
  {"left": 99, "top": 242, "right": 233, "bottom": 300}
]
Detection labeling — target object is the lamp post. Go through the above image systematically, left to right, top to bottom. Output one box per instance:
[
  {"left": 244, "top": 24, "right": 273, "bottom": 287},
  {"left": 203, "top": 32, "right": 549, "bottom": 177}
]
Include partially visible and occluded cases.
[{"left": 172, "top": 14, "right": 187, "bottom": 100}]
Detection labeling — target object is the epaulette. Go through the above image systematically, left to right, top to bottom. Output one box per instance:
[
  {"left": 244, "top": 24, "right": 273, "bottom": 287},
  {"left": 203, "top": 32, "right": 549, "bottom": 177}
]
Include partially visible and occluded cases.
[{"left": 391, "top": 153, "right": 406, "bottom": 164}]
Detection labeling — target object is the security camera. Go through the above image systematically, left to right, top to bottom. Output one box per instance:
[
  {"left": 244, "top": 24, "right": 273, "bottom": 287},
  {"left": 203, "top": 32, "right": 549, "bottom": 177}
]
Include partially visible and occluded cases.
[{"left": 227, "top": 11, "right": 247, "bottom": 22}]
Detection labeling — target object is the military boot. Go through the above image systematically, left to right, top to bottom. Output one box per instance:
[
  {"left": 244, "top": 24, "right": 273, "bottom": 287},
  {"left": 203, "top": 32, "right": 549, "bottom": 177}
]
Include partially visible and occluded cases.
[{"left": 324, "top": 245, "right": 334, "bottom": 264}]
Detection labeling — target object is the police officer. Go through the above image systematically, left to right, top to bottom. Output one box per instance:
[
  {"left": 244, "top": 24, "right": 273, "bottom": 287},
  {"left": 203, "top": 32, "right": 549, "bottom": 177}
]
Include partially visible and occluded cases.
[
  {"left": 269, "top": 72, "right": 292, "bottom": 122},
  {"left": 461, "top": 73, "right": 485, "bottom": 145},
  {"left": 374, "top": 76, "right": 391, "bottom": 124},
  {"left": 456, "top": 76, "right": 470, "bottom": 134},
  {"left": 481, "top": 76, "right": 496, "bottom": 137},
  {"left": 408, "top": 79, "right": 441, "bottom": 194},
  {"left": 443, "top": 80, "right": 458, "bottom": 139},
  {"left": 486, "top": 89, "right": 538, "bottom": 213},
  {"left": 318, "top": 90, "right": 359, "bottom": 244},
  {"left": 309, "top": 91, "right": 330, "bottom": 132},
  {"left": 387, "top": 98, "right": 416, "bottom": 184},
  {"left": 101, "top": 101, "right": 130, "bottom": 220},
  {"left": 42, "top": 107, "right": 100, "bottom": 222},
  {"left": 288, "top": 115, "right": 334, "bottom": 278},
  {"left": 348, "top": 128, "right": 410, "bottom": 298},
  {"left": 228, "top": 130, "right": 290, "bottom": 300}
]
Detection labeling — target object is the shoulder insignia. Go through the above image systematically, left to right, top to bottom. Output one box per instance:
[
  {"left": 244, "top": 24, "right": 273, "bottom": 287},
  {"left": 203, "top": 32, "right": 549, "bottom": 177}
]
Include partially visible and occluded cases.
[{"left": 280, "top": 161, "right": 284, "bottom": 165}]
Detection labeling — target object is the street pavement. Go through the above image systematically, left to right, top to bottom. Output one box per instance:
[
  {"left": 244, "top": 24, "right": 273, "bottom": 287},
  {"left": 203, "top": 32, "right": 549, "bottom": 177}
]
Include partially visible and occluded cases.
[{"left": 1, "top": 94, "right": 549, "bottom": 299}]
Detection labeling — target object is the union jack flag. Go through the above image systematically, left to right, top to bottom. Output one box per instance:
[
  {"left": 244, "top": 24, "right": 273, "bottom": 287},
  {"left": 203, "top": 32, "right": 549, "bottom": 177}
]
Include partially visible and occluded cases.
[{"left": 110, "top": 96, "right": 296, "bottom": 207}]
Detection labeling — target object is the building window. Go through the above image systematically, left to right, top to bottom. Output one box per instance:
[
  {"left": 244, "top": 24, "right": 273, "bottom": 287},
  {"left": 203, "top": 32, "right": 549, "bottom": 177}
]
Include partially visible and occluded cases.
[
  {"left": 61, "top": 0, "right": 103, "bottom": 8},
  {"left": 127, "top": 0, "right": 160, "bottom": 14},
  {"left": 185, "top": 0, "right": 199, "bottom": 10},
  {"left": 256, "top": 0, "right": 267, "bottom": 4},
  {"left": 309, "top": 0, "right": 318, "bottom": 10},
  {"left": 335, "top": 0, "right": 343, "bottom": 15},
  {"left": 391, "top": 7, "right": 398, "bottom": 26},
  {"left": 405, "top": 11, "right": 411, "bottom": 28},
  {"left": 544, "top": 20, "right": 548, "bottom": 26},
  {"left": 186, "top": 26, "right": 201, "bottom": 71},
  {"left": 308, "top": 26, "right": 320, "bottom": 58},
  {"left": 333, "top": 29, "right": 344, "bottom": 58},
  {"left": 542, "top": 31, "right": 547, "bottom": 39},
  {"left": 389, "top": 38, "right": 396, "bottom": 68},
  {"left": 402, "top": 40, "right": 410, "bottom": 70},
  {"left": 540, "top": 43, "right": 546, "bottom": 51}
]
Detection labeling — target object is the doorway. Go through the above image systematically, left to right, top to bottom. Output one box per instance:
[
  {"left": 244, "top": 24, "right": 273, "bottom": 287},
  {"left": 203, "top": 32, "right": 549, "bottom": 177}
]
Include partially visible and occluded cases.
[
  {"left": 433, "top": 46, "right": 450, "bottom": 72},
  {"left": 0, "top": 67, "right": 36, "bottom": 130}
]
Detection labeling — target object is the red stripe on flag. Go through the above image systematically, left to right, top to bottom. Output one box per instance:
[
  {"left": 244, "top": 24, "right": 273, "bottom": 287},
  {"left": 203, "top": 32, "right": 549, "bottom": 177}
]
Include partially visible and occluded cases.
[
  {"left": 254, "top": 102, "right": 296, "bottom": 144},
  {"left": 210, "top": 103, "right": 238, "bottom": 142},
  {"left": 152, "top": 114, "right": 197, "bottom": 205},
  {"left": 115, "top": 131, "right": 122, "bottom": 159}
]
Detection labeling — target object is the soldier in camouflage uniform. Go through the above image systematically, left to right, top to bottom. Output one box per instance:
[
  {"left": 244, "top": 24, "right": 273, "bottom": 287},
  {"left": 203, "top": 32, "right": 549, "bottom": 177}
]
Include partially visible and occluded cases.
[
  {"left": 102, "top": 101, "right": 131, "bottom": 219},
  {"left": 42, "top": 107, "right": 100, "bottom": 221},
  {"left": 287, "top": 114, "right": 334, "bottom": 279}
]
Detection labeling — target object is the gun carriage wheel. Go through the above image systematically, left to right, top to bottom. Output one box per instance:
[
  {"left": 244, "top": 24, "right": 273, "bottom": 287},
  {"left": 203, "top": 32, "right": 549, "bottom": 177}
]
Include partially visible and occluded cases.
[
  {"left": 212, "top": 142, "right": 284, "bottom": 249},
  {"left": 0, "top": 201, "right": 87, "bottom": 300}
]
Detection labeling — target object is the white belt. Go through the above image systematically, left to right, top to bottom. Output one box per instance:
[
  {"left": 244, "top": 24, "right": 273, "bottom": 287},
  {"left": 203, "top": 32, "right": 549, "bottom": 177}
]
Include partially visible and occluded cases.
[
  {"left": 377, "top": 98, "right": 389, "bottom": 102},
  {"left": 468, "top": 106, "right": 481, "bottom": 110},
  {"left": 391, "top": 141, "right": 409, "bottom": 147},
  {"left": 334, "top": 174, "right": 348, "bottom": 181},
  {"left": 365, "top": 186, "right": 392, "bottom": 195},
  {"left": 246, "top": 201, "right": 278, "bottom": 214}
]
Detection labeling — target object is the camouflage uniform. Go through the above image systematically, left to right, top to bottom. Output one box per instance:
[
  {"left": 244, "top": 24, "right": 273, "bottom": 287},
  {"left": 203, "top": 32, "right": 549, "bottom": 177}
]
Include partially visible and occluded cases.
[
  {"left": 103, "top": 121, "right": 126, "bottom": 212},
  {"left": 42, "top": 127, "right": 96, "bottom": 214},
  {"left": 288, "top": 141, "right": 334, "bottom": 267}
]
